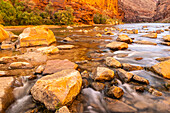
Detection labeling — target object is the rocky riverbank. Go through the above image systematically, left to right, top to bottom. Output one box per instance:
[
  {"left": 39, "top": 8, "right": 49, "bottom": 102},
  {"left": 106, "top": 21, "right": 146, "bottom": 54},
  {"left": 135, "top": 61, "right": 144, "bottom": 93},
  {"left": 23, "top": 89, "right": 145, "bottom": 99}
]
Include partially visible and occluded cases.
[{"left": 0, "top": 23, "right": 170, "bottom": 113}]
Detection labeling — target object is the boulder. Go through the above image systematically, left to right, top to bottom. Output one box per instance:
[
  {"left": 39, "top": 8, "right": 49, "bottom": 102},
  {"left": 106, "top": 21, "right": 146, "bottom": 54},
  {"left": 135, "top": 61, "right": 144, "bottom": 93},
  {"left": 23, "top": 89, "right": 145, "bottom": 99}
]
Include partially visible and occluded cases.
[
  {"left": 19, "top": 26, "right": 56, "bottom": 47},
  {"left": 0, "top": 27, "right": 9, "bottom": 42},
  {"left": 141, "top": 33, "right": 157, "bottom": 38},
  {"left": 116, "top": 34, "right": 133, "bottom": 44},
  {"left": 163, "top": 35, "right": 170, "bottom": 42},
  {"left": 134, "top": 40, "right": 157, "bottom": 45},
  {"left": 106, "top": 42, "right": 128, "bottom": 50},
  {"left": 36, "top": 46, "right": 59, "bottom": 54},
  {"left": 105, "top": 57, "right": 121, "bottom": 68},
  {"left": 43, "top": 59, "right": 78, "bottom": 75},
  {"left": 151, "top": 60, "right": 170, "bottom": 79},
  {"left": 9, "top": 62, "right": 33, "bottom": 69},
  {"left": 122, "top": 63, "right": 143, "bottom": 71},
  {"left": 95, "top": 67, "right": 114, "bottom": 81},
  {"left": 31, "top": 69, "right": 82, "bottom": 110},
  {"left": 115, "top": 69, "right": 133, "bottom": 83},
  {"left": 132, "top": 74, "right": 149, "bottom": 84},
  {"left": 0, "top": 77, "right": 14, "bottom": 113},
  {"left": 91, "top": 82, "right": 105, "bottom": 91},
  {"left": 107, "top": 86, "right": 124, "bottom": 98},
  {"left": 104, "top": 97, "right": 137, "bottom": 113}
]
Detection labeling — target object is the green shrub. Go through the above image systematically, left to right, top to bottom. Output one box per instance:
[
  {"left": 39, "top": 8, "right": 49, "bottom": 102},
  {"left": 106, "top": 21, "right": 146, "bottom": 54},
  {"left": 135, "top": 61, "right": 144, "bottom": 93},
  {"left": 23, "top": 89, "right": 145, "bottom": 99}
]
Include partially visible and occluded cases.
[
  {"left": 54, "top": 7, "right": 74, "bottom": 25},
  {"left": 93, "top": 13, "right": 108, "bottom": 24}
]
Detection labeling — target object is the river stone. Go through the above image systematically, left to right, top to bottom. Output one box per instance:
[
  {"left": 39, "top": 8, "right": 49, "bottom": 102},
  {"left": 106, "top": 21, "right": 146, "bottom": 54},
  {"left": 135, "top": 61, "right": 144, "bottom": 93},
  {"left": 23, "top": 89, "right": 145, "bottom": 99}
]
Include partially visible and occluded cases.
[
  {"left": 0, "top": 26, "right": 10, "bottom": 42},
  {"left": 19, "top": 26, "right": 56, "bottom": 47},
  {"left": 104, "top": 31, "right": 114, "bottom": 35},
  {"left": 142, "top": 33, "right": 157, "bottom": 38},
  {"left": 116, "top": 34, "right": 133, "bottom": 44},
  {"left": 163, "top": 35, "right": 170, "bottom": 42},
  {"left": 63, "top": 37, "right": 73, "bottom": 42},
  {"left": 134, "top": 40, "right": 157, "bottom": 45},
  {"left": 106, "top": 42, "right": 128, "bottom": 50},
  {"left": 161, "top": 42, "right": 170, "bottom": 46},
  {"left": 1, "top": 43, "right": 15, "bottom": 50},
  {"left": 57, "top": 45, "right": 74, "bottom": 49},
  {"left": 36, "top": 46, "right": 59, "bottom": 54},
  {"left": 0, "top": 56, "right": 17, "bottom": 64},
  {"left": 156, "top": 56, "right": 170, "bottom": 62},
  {"left": 106, "top": 57, "right": 121, "bottom": 68},
  {"left": 43, "top": 59, "right": 78, "bottom": 75},
  {"left": 151, "top": 60, "right": 170, "bottom": 79},
  {"left": 9, "top": 62, "right": 33, "bottom": 69},
  {"left": 122, "top": 63, "right": 143, "bottom": 71},
  {"left": 35, "top": 65, "right": 45, "bottom": 74},
  {"left": 95, "top": 67, "right": 114, "bottom": 81},
  {"left": 31, "top": 69, "right": 82, "bottom": 111},
  {"left": 115, "top": 69, "right": 133, "bottom": 83},
  {"left": 0, "top": 71, "right": 8, "bottom": 76},
  {"left": 132, "top": 74, "right": 149, "bottom": 84},
  {"left": 0, "top": 77, "right": 14, "bottom": 113},
  {"left": 91, "top": 82, "right": 105, "bottom": 91},
  {"left": 107, "top": 86, "right": 124, "bottom": 98},
  {"left": 148, "top": 88, "right": 162, "bottom": 96},
  {"left": 105, "top": 97, "right": 137, "bottom": 113},
  {"left": 56, "top": 106, "right": 70, "bottom": 113}
]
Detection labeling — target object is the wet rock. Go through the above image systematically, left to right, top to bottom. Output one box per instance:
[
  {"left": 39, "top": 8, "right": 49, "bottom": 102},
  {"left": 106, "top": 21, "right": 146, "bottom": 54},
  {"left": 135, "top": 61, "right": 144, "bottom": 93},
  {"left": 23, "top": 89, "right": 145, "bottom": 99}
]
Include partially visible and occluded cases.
[
  {"left": 0, "top": 26, "right": 10, "bottom": 42},
  {"left": 19, "top": 26, "right": 56, "bottom": 47},
  {"left": 67, "top": 26, "right": 73, "bottom": 29},
  {"left": 143, "top": 26, "right": 147, "bottom": 28},
  {"left": 132, "top": 29, "right": 138, "bottom": 34},
  {"left": 127, "top": 30, "right": 133, "bottom": 34},
  {"left": 156, "top": 30, "right": 161, "bottom": 34},
  {"left": 104, "top": 32, "right": 114, "bottom": 35},
  {"left": 96, "top": 33, "right": 102, "bottom": 37},
  {"left": 142, "top": 33, "right": 157, "bottom": 38},
  {"left": 116, "top": 34, "right": 133, "bottom": 44},
  {"left": 163, "top": 35, "right": 170, "bottom": 42},
  {"left": 63, "top": 37, "right": 73, "bottom": 42},
  {"left": 134, "top": 40, "right": 157, "bottom": 45},
  {"left": 106, "top": 41, "right": 128, "bottom": 50},
  {"left": 161, "top": 42, "right": 170, "bottom": 46},
  {"left": 1, "top": 43, "right": 15, "bottom": 50},
  {"left": 57, "top": 45, "right": 74, "bottom": 49},
  {"left": 36, "top": 46, "right": 59, "bottom": 54},
  {"left": 0, "top": 56, "right": 17, "bottom": 64},
  {"left": 155, "top": 56, "right": 170, "bottom": 62},
  {"left": 105, "top": 57, "right": 121, "bottom": 68},
  {"left": 134, "top": 57, "right": 143, "bottom": 61},
  {"left": 43, "top": 59, "right": 78, "bottom": 75},
  {"left": 151, "top": 59, "right": 170, "bottom": 79},
  {"left": 9, "top": 62, "right": 33, "bottom": 69},
  {"left": 122, "top": 63, "right": 143, "bottom": 71},
  {"left": 35, "top": 65, "right": 45, "bottom": 74},
  {"left": 95, "top": 67, "right": 114, "bottom": 81},
  {"left": 31, "top": 69, "right": 82, "bottom": 111},
  {"left": 115, "top": 69, "right": 133, "bottom": 83},
  {"left": 81, "top": 70, "right": 89, "bottom": 79},
  {"left": 0, "top": 71, "right": 8, "bottom": 77},
  {"left": 28, "top": 74, "right": 37, "bottom": 80},
  {"left": 132, "top": 74, "right": 149, "bottom": 84},
  {"left": 0, "top": 77, "right": 14, "bottom": 113},
  {"left": 82, "top": 79, "right": 89, "bottom": 88},
  {"left": 110, "top": 79, "right": 118, "bottom": 86},
  {"left": 91, "top": 82, "right": 105, "bottom": 91},
  {"left": 107, "top": 86, "right": 124, "bottom": 98},
  {"left": 135, "top": 86, "right": 145, "bottom": 92},
  {"left": 148, "top": 88, "right": 162, "bottom": 96},
  {"left": 104, "top": 97, "right": 137, "bottom": 113},
  {"left": 134, "top": 101, "right": 148, "bottom": 110},
  {"left": 56, "top": 106, "right": 70, "bottom": 113}
]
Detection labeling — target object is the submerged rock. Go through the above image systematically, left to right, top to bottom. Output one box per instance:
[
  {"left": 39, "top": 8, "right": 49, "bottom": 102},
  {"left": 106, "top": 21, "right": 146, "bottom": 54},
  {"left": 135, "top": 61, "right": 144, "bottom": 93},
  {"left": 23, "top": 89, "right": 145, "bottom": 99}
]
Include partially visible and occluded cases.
[
  {"left": 19, "top": 26, "right": 56, "bottom": 47},
  {"left": 142, "top": 33, "right": 157, "bottom": 38},
  {"left": 116, "top": 34, "right": 133, "bottom": 44},
  {"left": 163, "top": 35, "right": 170, "bottom": 42},
  {"left": 134, "top": 40, "right": 157, "bottom": 45},
  {"left": 106, "top": 42, "right": 128, "bottom": 50},
  {"left": 156, "top": 56, "right": 170, "bottom": 62},
  {"left": 105, "top": 57, "right": 121, "bottom": 68},
  {"left": 43, "top": 59, "right": 78, "bottom": 75},
  {"left": 151, "top": 60, "right": 170, "bottom": 79},
  {"left": 122, "top": 63, "right": 143, "bottom": 71},
  {"left": 95, "top": 67, "right": 114, "bottom": 81},
  {"left": 31, "top": 69, "right": 82, "bottom": 111},
  {"left": 115, "top": 69, "right": 133, "bottom": 83},
  {"left": 0, "top": 77, "right": 14, "bottom": 113},
  {"left": 107, "top": 86, "right": 124, "bottom": 98}
]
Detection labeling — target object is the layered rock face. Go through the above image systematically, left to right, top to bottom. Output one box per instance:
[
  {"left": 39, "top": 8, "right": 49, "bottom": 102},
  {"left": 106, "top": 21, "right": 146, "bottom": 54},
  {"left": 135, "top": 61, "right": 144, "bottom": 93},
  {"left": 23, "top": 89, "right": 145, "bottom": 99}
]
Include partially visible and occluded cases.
[
  {"left": 118, "top": 0, "right": 157, "bottom": 22},
  {"left": 153, "top": 0, "right": 170, "bottom": 22}
]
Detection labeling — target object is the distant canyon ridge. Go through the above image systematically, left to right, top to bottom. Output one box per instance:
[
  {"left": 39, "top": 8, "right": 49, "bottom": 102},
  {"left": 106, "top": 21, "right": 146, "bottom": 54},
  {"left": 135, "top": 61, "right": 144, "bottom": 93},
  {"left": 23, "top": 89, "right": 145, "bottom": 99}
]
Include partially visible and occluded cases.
[{"left": 27, "top": 0, "right": 170, "bottom": 23}]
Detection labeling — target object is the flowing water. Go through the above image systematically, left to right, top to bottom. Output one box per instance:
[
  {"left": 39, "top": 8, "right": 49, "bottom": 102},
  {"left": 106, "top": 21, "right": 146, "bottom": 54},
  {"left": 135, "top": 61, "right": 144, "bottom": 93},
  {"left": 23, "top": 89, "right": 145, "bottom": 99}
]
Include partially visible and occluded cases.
[{"left": 4, "top": 23, "right": 170, "bottom": 113}]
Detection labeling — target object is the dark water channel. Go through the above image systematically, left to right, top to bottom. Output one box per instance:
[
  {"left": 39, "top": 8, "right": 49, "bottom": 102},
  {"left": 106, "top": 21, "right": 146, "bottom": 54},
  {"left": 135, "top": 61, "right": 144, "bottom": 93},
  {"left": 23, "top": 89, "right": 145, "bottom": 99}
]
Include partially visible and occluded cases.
[{"left": 4, "top": 23, "right": 170, "bottom": 113}]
